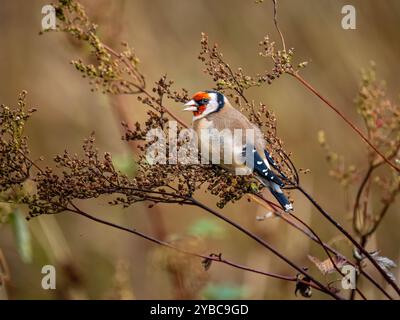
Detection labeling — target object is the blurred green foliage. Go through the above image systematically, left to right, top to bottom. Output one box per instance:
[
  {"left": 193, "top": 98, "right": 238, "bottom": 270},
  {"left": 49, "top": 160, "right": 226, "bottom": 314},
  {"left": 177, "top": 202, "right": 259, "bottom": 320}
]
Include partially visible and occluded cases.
[
  {"left": 112, "top": 153, "right": 137, "bottom": 177},
  {"left": 10, "top": 209, "right": 32, "bottom": 264},
  {"left": 187, "top": 218, "right": 226, "bottom": 239},
  {"left": 201, "top": 283, "right": 249, "bottom": 300}
]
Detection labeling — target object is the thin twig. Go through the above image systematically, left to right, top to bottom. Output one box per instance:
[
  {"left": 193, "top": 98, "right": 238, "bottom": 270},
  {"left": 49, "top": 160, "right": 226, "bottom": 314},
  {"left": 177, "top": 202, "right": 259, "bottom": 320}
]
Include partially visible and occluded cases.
[
  {"left": 271, "top": 0, "right": 286, "bottom": 52},
  {"left": 102, "top": 44, "right": 187, "bottom": 127},
  {"left": 289, "top": 72, "right": 400, "bottom": 172},
  {"left": 297, "top": 185, "right": 400, "bottom": 296},
  {"left": 254, "top": 193, "right": 391, "bottom": 299},
  {"left": 190, "top": 197, "right": 343, "bottom": 299},
  {"left": 66, "top": 203, "right": 326, "bottom": 294},
  {"left": 290, "top": 213, "right": 367, "bottom": 300}
]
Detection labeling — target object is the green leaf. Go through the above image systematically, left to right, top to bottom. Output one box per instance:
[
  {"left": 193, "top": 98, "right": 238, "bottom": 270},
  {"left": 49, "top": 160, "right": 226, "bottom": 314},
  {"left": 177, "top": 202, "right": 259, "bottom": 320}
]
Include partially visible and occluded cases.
[
  {"left": 112, "top": 153, "right": 137, "bottom": 177},
  {"left": 10, "top": 209, "right": 32, "bottom": 264},
  {"left": 187, "top": 218, "right": 225, "bottom": 239},
  {"left": 201, "top": 283, "right": 248, "bottom": 300}
]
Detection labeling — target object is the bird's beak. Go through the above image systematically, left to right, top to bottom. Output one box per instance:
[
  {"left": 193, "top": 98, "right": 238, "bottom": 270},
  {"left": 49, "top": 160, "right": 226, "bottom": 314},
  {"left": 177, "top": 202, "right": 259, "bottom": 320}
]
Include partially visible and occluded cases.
[{"left": 183, "top": 100, "right": 198, "bottom": 112}]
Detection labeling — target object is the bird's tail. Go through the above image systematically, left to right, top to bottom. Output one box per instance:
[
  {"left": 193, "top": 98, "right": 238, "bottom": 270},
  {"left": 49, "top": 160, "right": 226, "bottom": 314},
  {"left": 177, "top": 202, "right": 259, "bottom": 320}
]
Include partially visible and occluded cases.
[{"left": 268, "top": 183, "right": 293, "bottom": 213}]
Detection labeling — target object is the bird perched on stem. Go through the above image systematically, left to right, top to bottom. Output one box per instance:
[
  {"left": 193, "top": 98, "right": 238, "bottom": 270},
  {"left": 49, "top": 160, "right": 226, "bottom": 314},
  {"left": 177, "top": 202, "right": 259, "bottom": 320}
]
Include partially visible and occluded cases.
[{"left": 183, "top": 90, "right": 293, "bottom": 212}]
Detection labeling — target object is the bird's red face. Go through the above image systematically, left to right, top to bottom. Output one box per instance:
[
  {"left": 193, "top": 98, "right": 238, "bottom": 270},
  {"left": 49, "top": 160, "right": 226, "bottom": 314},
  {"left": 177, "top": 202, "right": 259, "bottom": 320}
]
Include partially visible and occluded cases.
[
  {"left": 183, "top": 91, "right": 210, "bottom": 116},
  {"left": 183, "top": 91, "right": 225, "bottom": 121}
]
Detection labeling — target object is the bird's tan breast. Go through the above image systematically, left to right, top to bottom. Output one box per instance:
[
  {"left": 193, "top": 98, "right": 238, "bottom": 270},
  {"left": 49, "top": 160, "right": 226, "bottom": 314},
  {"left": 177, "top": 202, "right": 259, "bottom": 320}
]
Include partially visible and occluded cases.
[
  {"left": 193, "top": 112, "right": 264, "bottom": 170},
  {"left": 193, "top": 117, "right": 215, "bottom": 132}
]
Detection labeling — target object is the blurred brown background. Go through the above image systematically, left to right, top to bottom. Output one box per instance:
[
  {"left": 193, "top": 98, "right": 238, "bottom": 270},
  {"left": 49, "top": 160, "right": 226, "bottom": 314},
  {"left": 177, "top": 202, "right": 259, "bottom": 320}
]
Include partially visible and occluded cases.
[{"left": 0, "top": 0, "right": 399, "bottom": 299}]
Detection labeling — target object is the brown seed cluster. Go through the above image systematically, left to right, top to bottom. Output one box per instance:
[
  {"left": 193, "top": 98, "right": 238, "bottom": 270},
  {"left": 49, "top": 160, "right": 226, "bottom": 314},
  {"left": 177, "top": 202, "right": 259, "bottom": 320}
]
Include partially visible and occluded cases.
[
  {"left": 1, "top": 0, "right": 302, "bottom": 220},
  {"left": 44, "top": 0, "right": 145, "bottom": 95},
  {"left": 198, "top": 33, "right": 298, "bottom": 186},
  {"left": 0, "top": 91, "right": 36, "bottom": 196},
  {"left": 0, "top": 92, "right": 258, "bottom": 217}
]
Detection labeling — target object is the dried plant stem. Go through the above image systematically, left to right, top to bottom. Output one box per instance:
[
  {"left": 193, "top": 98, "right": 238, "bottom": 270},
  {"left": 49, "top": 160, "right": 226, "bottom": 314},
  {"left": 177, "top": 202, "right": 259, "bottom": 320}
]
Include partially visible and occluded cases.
[
  {"left": 272, "top": 0, "right": 286, "bottom": 53},
  {"left": 266, "top": 1, "right": 397, "bottom": 297},
  {"left": 102, "top": 44, "right": 187, "bottom": 127},
  {"left": 289, "top": 72, "right": 400, "bottom": 172},
  {"left": 351, "top": 157, "right": 399, "bottom": 299},
  {"left": 354, "top": 162, "right": 400, "bottom": 239},
  {"left": 353, "top": 165, "right": 375, "bottom": 235},
  {"left": 297, "top": 185, "right": 400, "bottom": 296},
  {"left": 366, "top": 187, "right": 399, "bottom": 237},
  {"left": 251, "top": 194, "right": 349, "bottom": 283},
  {"left": 254, "top": 194, "right": 392, "bottom": 299},
  {"left": 189, "top": 197, "right": 343, "bottom": 299},
  {"left": 67, "top": 203, "right": 327, "bottom": 295},
  {"left": 289, "top": 213, "right": 367, "bottom": 300},
  {"left": 292, "top": 214, "right": 390, "bottom": 300},
  {"left": 350, "top": 236, "right": 367, "bottom": 300},
  {"left": 0, "top": 248, "right": 10, "bottom": 286}
]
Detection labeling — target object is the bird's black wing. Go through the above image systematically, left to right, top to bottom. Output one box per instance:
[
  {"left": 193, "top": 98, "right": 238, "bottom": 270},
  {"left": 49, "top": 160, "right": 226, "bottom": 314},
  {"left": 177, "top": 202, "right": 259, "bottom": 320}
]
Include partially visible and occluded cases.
[
  {"left": 243, "top": 146, "right": 284, "bottom": 187},
  {"left": 263, "top": 149, "right": 289, "bottom": 181}
]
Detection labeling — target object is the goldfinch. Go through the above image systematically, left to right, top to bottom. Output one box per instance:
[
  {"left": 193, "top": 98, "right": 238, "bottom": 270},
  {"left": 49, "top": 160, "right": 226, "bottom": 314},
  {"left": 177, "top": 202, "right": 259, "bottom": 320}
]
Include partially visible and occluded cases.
[{"left": 183, "top": 90, "right": 293, "bottom": 212}]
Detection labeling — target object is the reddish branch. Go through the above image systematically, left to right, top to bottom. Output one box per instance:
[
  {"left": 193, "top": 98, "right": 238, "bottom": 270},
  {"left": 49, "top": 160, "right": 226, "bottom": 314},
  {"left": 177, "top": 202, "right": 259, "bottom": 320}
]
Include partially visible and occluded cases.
[
  {"left": 289, "top": 72, "right": 400, "bottom": 173},
  {"left": 297, "top": 186, "right": 400, "bottom": 296},
  {"left": 255, "top": 194, "right": 391, "bottom": 300},
  {"left": 67, "top": 201, "right": 339, "bottom": 298}
]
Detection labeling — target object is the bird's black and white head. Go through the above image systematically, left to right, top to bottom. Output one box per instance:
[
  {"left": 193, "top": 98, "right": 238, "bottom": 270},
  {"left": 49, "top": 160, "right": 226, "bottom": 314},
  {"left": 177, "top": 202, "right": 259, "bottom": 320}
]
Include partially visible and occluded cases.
[{"left": 183, "top": 90, "right": 226, "bottom": 121}]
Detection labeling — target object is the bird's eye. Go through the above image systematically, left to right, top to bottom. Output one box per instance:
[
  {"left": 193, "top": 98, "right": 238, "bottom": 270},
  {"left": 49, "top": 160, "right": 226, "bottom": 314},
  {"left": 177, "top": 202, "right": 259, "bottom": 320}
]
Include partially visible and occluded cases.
[{"left": 202, "top": 99, "right": 209, "bottom": 104}]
